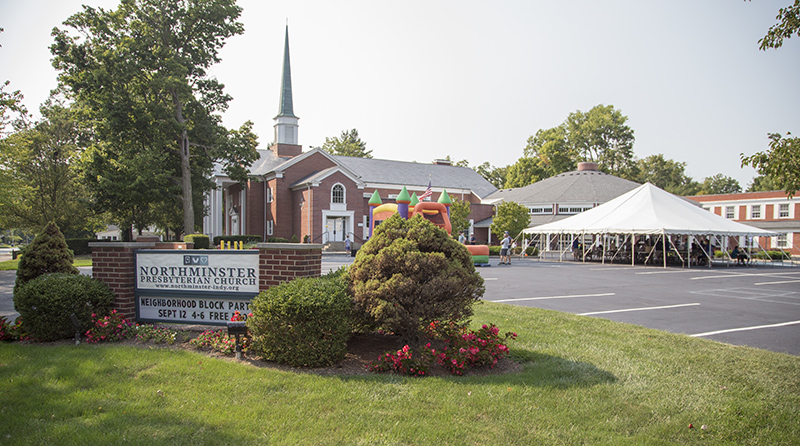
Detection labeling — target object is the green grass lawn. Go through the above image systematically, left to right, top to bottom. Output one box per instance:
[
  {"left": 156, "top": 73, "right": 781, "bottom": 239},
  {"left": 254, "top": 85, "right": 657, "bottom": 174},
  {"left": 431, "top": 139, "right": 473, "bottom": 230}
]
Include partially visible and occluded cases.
[
  {"left": 0, "top": 254, "right": 91, "bottom": 271},
  {"left": 1, "top": 303, "right": 798, "bottom": 445}
]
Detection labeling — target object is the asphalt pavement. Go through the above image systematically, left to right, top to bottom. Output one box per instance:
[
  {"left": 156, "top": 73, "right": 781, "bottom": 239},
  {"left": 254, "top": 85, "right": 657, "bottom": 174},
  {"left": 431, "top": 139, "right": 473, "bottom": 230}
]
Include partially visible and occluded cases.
[{"left": 2, "top": 254, "right": 798, "bottom": 356}]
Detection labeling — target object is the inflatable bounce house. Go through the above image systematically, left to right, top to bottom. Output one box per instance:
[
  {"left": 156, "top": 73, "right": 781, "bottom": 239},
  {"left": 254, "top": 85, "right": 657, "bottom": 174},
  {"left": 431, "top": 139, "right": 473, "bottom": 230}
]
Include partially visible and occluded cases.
[{"left": 368, "top": 186, "right": 490, "bottom": 266}]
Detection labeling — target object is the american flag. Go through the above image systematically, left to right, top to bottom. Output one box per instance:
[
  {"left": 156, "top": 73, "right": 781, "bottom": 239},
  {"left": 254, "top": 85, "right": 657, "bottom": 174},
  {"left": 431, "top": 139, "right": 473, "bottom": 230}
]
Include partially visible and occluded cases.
[{"left": 419, "top": 180, "right": 432, "bottom": 201}]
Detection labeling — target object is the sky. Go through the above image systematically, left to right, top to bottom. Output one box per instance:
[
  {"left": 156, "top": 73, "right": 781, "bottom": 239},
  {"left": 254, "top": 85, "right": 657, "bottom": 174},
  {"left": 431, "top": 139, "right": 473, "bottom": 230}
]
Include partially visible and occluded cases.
[{"left": 1, "top": 0, "right": 798, "bottom": 189}]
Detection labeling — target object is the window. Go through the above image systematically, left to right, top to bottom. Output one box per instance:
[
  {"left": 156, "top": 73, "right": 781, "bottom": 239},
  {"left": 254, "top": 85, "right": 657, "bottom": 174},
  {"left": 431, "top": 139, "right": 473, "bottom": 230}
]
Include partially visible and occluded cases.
[
  {"left": 332, "top": 184, "right": 344, "bottom": 204},
  {"left": 266, "top": 187, "right": 273, "bottom": 203},
  {"left": 779, "top": 203, "right": 789, "bottom": 218},
  {"left": 751, "top": 205, "right": 761, "bottom": 219},
  {"left": 528, "top": 206, "right": 553, "bottom": 215},
  {"left": 558, "top": 206, "right": 592, "bottom": 215},
  {"left": 725, "top": 206, "right": 735, "bottom": 219},
  {"left": 266, "top": 220, "right": 274, "bottom": 236},
  {"left": 776, "top": 234, "right": 788, "bottom": 249}
]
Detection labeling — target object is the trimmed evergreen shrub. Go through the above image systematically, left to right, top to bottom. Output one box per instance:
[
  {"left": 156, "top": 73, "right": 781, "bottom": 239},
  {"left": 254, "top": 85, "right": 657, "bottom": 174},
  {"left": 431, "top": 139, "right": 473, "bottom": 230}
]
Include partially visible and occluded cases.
[
  {"left": 348, "top": 214, "right": 485, "bottom": 341},
  {"left": 14, "top": 221, "right": 79, "bottom": 295},
  {"left": 184, "top": 234, "right": 210, "bottom": 249},
  {"left": 65, "top": 238, "right": 93, "bottom": 256},
  {"left": 13, "top": 273, "right": 114, "bottom": 341},
  {"left": 248, "top": 274, "right": 352, "bottom": 367}
]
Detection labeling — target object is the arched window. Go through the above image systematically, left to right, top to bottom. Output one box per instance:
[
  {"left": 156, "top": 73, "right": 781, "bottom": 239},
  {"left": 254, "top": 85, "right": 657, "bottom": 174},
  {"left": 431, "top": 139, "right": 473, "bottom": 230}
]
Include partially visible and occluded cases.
[{"left": 332, "top": 184, "right": 345, "bottom": 204}]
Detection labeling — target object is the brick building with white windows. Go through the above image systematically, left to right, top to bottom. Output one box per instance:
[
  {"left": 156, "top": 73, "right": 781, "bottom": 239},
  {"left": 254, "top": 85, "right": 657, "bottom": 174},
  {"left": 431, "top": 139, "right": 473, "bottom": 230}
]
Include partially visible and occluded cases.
[
  {"left": 202, "top": 26, "right": 497, "bottom": 246},
  {"left": 686, "top": 190, "right": 799, "bottom": 256}
]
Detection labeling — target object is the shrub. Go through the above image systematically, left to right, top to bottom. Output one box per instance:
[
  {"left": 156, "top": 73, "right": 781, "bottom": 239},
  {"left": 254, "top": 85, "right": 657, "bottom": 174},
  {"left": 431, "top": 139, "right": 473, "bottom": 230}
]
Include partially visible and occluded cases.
[
  {"left": 348, "top": 214, "right": 484, "bottom": 340},
  {"left": 14, "top": 221, "right": 78, "bottom": 295},
  {"left": 184, "top": 234, "right": 210, "bottom": 249},
  {"left": 266, "top": 236, "right": 290, "bottom": 243},
  {"left": 65, "top": 238, "right": 93, "bottom": 256},
  {"left": 13, "top": 273, "right": 114, "bottom": 341},
  {"left": 248, "top": 274, "right": 352, "bottom": 367},
  {"left": 428, "top": 322, "right": 517, "bottom": 375},
  {"left": 369, "top": 344, "right": 431, "bottom": 377}
]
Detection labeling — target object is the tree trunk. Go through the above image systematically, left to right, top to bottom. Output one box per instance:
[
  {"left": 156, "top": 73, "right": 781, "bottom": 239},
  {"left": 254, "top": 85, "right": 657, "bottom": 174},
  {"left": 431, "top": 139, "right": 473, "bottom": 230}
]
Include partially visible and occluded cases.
[{"left": 171, "top": 88, "right": 195, "bottom": 236}]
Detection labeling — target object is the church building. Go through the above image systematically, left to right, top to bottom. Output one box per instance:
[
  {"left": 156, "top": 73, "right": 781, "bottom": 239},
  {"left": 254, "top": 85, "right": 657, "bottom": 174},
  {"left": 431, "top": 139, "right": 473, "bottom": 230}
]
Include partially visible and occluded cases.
[{"left": 203, "top": 27, "right": 497, "bottom": 246}]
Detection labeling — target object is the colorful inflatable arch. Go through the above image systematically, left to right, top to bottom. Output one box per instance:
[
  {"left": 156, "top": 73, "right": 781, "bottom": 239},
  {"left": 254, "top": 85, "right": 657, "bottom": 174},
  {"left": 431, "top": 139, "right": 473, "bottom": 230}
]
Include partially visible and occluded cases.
[{"left": 367, "top": 186, "right": 489, "bottom": 266}]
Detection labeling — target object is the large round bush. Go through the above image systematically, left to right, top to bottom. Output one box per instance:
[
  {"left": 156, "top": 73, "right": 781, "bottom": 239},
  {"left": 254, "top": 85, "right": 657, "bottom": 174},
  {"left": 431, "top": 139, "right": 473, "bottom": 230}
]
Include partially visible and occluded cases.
[
  {"left": 348, "top": 213, "right": 485, "bottom": 341},
  {"left": 14, "top": 273, "right": 114, "bottom": 341},
  {"left": 248, "top": 274, "right": 352, "bottom": 367}
]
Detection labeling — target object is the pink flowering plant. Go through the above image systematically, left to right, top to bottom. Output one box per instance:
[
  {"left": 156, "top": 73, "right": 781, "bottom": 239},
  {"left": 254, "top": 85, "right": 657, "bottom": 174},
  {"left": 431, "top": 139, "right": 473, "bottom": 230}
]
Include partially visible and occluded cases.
[
  {"left": 85, "top": 310, "right": 134, "bottom": 343},
  {"left": 0, "top": 316, "right": 30, "bottom": 342},
  {"left": 369, "top": 321, "right": 518, "bottom": 376},
  {"left": 429, "top": 322, "right": 518, "bottom": 375},
  {"left": 189, "top": 329, "right": 250, "bottom": 355},
  {"left": 369, "top": 344, "right": 431, "bottom": 377}
]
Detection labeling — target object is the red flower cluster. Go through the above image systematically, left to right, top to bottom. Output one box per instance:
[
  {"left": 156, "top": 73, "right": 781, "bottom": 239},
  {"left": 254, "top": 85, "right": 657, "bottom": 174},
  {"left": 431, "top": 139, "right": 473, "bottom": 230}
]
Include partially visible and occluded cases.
[
  {"left": 85, "top": 310, "right": 134, "bottom": 343},
  {"left": 430, "top": 323, "right": 517, "bottom": 375},
  {"left": 369, "top": 344, "right": 430, "bottom": 377}
]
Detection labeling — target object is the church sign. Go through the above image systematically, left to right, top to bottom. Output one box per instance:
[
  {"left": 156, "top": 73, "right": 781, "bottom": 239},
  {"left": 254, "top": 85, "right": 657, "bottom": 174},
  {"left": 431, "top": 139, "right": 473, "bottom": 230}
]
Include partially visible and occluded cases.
[{"left": 135, "top": 250, "right": 258, "bottom": 325}]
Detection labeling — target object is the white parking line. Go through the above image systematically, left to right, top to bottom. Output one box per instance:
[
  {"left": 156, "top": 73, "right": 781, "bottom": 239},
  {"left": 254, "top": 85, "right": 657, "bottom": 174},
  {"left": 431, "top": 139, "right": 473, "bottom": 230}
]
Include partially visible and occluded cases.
[
  {"left": 691, "top": 271, "right": 800, "bottom": 280},
  {"left": 482, "top": 278, "right": 498, "bottom": 281},
  {"left": 755, "top": 279, "right": 800, "bottom": 286},
  {"left": 491, "top": 292, "right": 615, "bottom": 303},
  {"left": 579, "top": 303, "right": 700, "bottom": 316},
  {"left": 690, "top": 320, "right": 800, "bottom": 337}
]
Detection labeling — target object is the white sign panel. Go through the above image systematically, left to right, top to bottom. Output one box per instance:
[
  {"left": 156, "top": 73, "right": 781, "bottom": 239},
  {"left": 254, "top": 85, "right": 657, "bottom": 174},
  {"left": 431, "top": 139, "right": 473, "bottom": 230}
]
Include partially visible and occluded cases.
[
  {"left": 136, "top": 251, "right": 259, "bottom": 294},
  {"left": 137, "top": 295, "right": 252, "bottom": 324}
]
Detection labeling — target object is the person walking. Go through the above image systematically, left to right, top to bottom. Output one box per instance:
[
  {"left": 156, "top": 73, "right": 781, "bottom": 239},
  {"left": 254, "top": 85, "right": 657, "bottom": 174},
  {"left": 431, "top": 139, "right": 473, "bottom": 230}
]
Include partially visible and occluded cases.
[{"left": 500, "top": 231, "right": 512, "bottom": 265}]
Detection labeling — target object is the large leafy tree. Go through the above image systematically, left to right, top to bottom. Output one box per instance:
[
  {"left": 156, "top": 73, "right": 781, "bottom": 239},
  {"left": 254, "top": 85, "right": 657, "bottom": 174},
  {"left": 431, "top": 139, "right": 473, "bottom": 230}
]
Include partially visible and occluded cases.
[
  {"left": 51, "top": 0, "right": 259, "bottom": 236},
  {"left": 757, "top": 0, "right": 800, "bottom": 50},
  {"left": 740, "top": 3, "right": 800, "bottom": 198},
  {"left": 0, "top": 97, "right": 97, "bottom": 235},
  {"left": 565, "top": 104, "right": 636, "bottom": 176},
  {"left": 321, "top": 129, "right": 372, "bottom": 158},
  {"left": 741, "top": 133, "right": 800, "bottom": 197},
  {"left": 634, "top": 154, "right": 699, "bottom": 195},
  {"left": 474, "top": 162, "right": 507, "bottom": 189},
  {"left": 697, "top": 174, "right": 741, "bottom": 195},
  {"left": 747, "top": 174, "right": 780, "bottom": 192},
  {"left": 490, "top": 201, "right": 530, "bottom": 241}
]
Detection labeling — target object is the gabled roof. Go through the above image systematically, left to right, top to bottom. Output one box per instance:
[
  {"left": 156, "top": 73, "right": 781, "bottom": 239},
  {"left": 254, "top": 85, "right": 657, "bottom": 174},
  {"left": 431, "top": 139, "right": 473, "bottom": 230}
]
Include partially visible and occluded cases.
[
  {"left": 332, "top": 155, "right": 498, "bottom": 198},
  {"left": 486, "top": 167, "right": 639, "bottom": 205}
]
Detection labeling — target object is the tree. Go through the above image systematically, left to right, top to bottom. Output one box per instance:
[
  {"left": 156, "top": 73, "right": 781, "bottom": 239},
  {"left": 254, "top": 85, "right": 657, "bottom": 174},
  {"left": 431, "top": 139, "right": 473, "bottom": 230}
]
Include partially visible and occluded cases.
[
  {"left": 51, "top": 0, "right": 259, "bottom": 236},
  {"left": 757, "top": 0, "right": 800, "bottom": 50},
  {"left": 1, "top": 29, "right": 29, "bottom": 136},
  {"left": 0, "top": 97, "right": 97, "bottom": 234},
  {"left": 565, "top": 105, "right": 636, "bottom": 176},
  {"left": 523, "top": 126, "right": 577, "bottom": 180},
  {"left": 321, "top": 129, "right": 372, "bottom": 158},
  {"left": 741, "top": 133, "right": 800, "bottom": 197},
  {"left": 634, "top": 154, "right": 699, "bottom": 195},
  {"left": 504, "top": 157, "right": 545, "bottom": 189},
  {"left": 474, "top": 162, "right": 508, "bottom": 189},
  {"left": 697, "top": 174, "right": 742, "bottom": 195},
  {"left": 747, "top": 174, "right": 780, "bottom": 192},
  {"left": 448, "top": 198, "right": 472, "bottom": 238},
  {"left": 490, "top": 201, "right": 530, "bottom": 241}
]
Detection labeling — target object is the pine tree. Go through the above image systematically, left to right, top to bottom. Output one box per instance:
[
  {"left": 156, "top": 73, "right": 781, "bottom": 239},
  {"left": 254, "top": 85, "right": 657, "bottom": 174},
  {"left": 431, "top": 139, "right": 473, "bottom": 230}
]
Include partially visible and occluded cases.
[{"left": 13, "top": 221, "right": 78, "bottom": 295}]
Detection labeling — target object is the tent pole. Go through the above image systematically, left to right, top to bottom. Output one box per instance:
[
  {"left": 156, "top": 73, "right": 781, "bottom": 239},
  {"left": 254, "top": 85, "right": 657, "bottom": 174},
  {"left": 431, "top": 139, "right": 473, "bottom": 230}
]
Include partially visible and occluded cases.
[
  {"left": 663, "top": 231, "right": 667, "bottom": 268},
  {"left": 602, "top": 234, "right": 607, "bottom": 264},
  {"left": 632, "top": 234, "right": 635, "bottom": 267},
  {"left": 688, "top": 235, "right": 692, "bottom": 269}
]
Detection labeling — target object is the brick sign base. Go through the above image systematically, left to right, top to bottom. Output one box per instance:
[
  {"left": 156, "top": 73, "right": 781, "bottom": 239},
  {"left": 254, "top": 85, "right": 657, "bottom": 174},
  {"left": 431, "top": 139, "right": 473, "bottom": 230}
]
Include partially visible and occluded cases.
[{"left": 89, "top": 241, "right": 323, "bottom": 319}]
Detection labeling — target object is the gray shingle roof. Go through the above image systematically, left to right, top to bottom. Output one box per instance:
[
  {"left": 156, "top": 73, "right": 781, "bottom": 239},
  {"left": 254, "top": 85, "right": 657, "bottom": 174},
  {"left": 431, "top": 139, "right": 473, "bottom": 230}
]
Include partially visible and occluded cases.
[
  {"left": 332, "top": 155, "right": 498, "bottom": 198},
  {"left": 486, "top": 168, "right": 640, "bottom": 204}
]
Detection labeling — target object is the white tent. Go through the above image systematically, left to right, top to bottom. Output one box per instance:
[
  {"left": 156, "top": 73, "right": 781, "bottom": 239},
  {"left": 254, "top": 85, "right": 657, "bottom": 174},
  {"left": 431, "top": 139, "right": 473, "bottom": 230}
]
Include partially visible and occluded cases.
[{"left": 522, "top": 183, "right": 780, "bottom": 266}]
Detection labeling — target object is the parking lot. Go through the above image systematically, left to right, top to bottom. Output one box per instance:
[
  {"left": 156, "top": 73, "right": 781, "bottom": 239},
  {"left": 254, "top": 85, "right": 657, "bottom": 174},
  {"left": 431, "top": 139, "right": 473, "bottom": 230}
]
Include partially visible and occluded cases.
[{"left": 325, "top": 255, "right": 800, "bottom": 356}]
